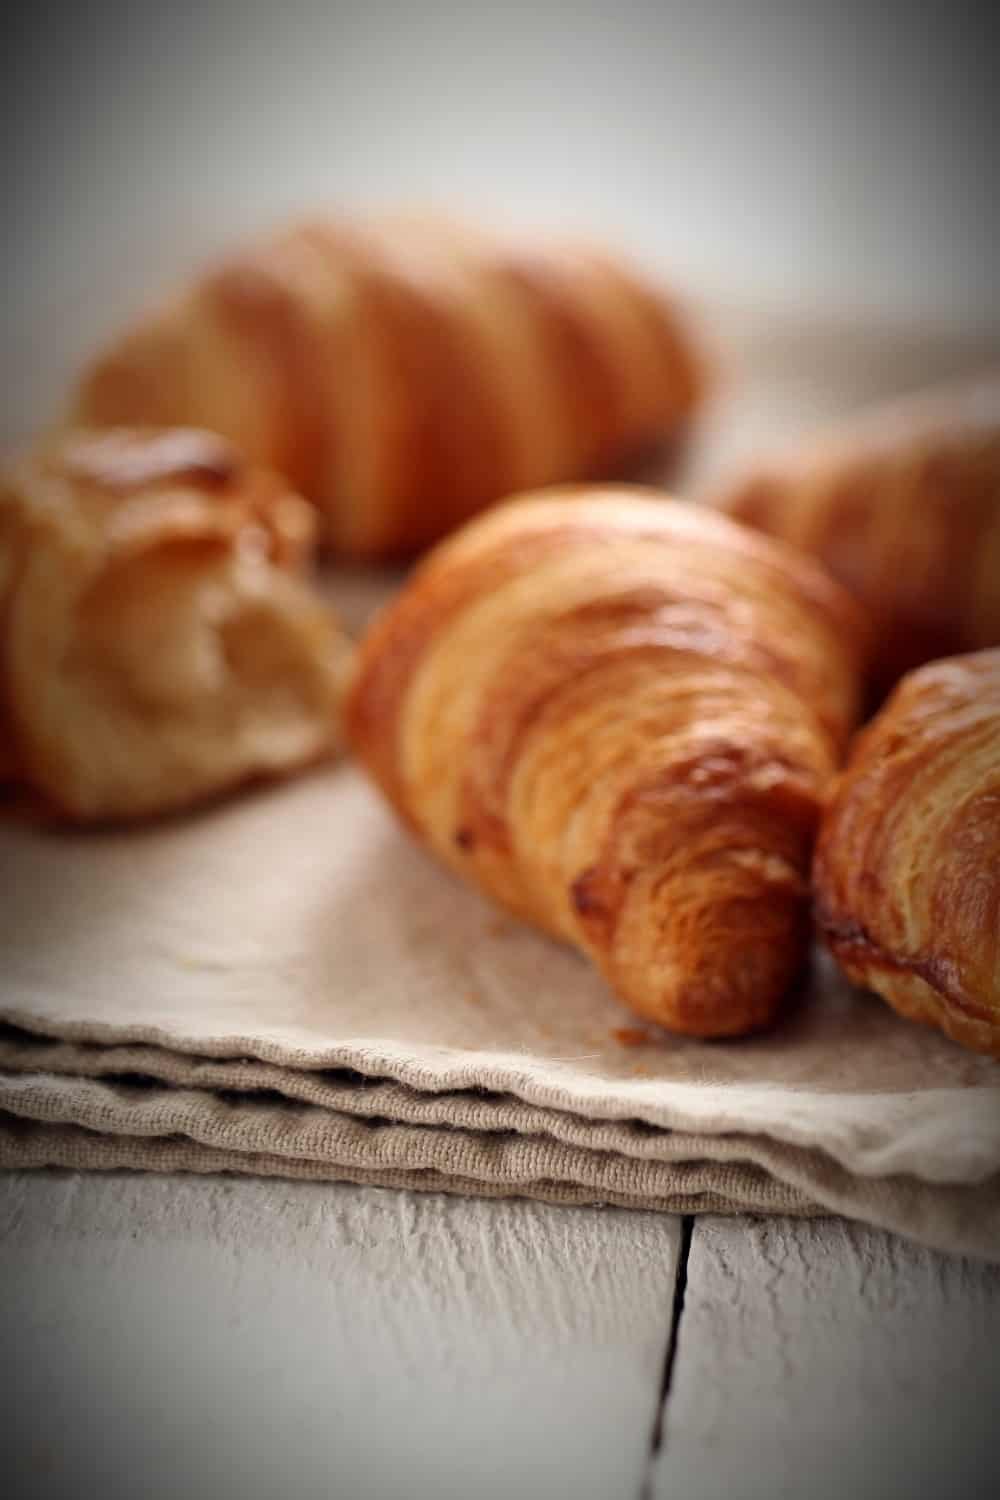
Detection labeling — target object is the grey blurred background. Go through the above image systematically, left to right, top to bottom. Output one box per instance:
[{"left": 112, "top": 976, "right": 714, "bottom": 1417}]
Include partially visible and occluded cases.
[{"left": 2, "top": 0, "right": 998, "bottom": 445}]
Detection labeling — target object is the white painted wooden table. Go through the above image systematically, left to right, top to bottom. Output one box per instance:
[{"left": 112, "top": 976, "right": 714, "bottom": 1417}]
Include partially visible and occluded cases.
[{"left": 3, "top": 1174, "right": 998, "bottom": 1500}]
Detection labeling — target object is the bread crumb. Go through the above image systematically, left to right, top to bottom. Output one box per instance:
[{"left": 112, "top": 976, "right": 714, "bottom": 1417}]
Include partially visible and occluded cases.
[{"left": 613, "top": 1026, "right": 653, "bottom": 1047}]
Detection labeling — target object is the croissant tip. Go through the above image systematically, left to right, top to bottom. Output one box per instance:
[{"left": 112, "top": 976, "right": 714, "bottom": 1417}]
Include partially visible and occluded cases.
[{"left": 601, "top": 919, "right": 808, "bottom": 1040}]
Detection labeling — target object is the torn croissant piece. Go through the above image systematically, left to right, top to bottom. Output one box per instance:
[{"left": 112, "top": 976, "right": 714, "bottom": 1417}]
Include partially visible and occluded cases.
[
  {"left": 73, "top": 213, "right": 705, "bottom": 559},
  {"left": 711, "top": 375, "right": 1000, "bottom": 688},
  {"left": 0, "top": 428, "right": 353, "bottom": 822},
  {"left": 347, "top": 488, "right": 868, "bottom": 1037},
  {"left": 814, "top": 649, "right": 1000, "bottom": 1058}
]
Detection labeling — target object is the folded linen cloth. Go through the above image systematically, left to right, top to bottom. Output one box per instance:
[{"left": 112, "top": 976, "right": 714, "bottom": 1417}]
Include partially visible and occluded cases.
[
  {"left": 5, "top": 329, "right": 1000, "bottom": 1259},
  {"left": 1, "top": 767, "right": 998, "bottom": 1261}
]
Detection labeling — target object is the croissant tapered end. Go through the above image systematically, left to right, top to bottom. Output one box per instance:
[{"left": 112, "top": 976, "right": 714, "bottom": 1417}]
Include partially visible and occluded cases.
[
  {"left": 73, "top": 214, "right": 707, "bottom": 560},
  {"left": 711, "top": 375, "right": 1000, "bottom": 690},
  {"left": 0, "top": 428, "right": 354, "bottom": 823},
  {"left": 347, "top": 487, "right": 867, "bottom": 1036},
  {"left": 815, "top": 649, "right": 1000, "bottom": 1056},
  {"left": 576, "top": 840, "right": 813, "bottom": 1037}
]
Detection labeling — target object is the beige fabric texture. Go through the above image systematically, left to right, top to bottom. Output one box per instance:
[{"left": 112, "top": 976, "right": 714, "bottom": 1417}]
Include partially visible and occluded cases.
[
  {"left": 4, "top": 332, "right": 1000, "bottom": 1260},
  {"left": 1, "top": 764, "right": 999, "bottom": 1261}
]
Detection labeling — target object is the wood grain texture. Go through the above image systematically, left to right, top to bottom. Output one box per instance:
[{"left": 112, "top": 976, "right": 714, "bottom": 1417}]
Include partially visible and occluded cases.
[
  {"left": 0, "top": 1173, "right": 681, "bottom": 1500},
  {"left": 651, "top": 1216, "right": 1000, "bottom": 1500}
]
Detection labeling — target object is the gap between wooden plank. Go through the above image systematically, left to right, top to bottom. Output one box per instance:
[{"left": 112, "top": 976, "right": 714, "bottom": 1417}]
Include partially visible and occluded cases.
[
  {"left": 1, "top": 1173, "right": 684, "bottom": 1500},
  {"left": 641, "top": 1214, "right": 694, "bottom": 1500},
  {"left": 649, "top": 1215, "right": 1000, "bottom": 1500}
]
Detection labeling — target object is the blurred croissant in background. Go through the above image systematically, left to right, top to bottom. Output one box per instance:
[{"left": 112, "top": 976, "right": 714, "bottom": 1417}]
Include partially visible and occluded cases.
[
  {"left": 72, "top": 214, "right": 705, "bottom": 559},
  {"left": 711, "top": 376, "right": 1000, "bottom": 690},
  {"left": 0, "top": 428, "right": 353, "bottom": 822},
  {"left": 347, "top": 488, "right": 868, "bottom": 1037},
  {"left": 814, "top": 649, "right": 1000, "bottom": 1056}
]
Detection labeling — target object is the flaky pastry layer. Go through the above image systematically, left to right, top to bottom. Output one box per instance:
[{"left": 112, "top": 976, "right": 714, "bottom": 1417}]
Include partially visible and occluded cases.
[
  {"left": 74, "top": 214, "right": 705, "bottom": 559},
  {"left": 712, "top": 376, "right": 1000, "bottom": 689},
  {"left": 0, "top": 428, "right": 352, "bottom": 821},
  {"left": 347, "top": 487, "right": 868, "bottom": 1037},
  {"left": 815, "top": 648, "right": 1000, "bottom": 1057}
]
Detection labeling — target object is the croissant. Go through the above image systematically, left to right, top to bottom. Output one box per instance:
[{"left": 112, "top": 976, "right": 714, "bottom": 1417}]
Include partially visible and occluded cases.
[
  {"left": 72, "top": 214, "right": 705, "bottom": 560},
  {"left": 710, "top": 376, "right": 1000, "bottom": 688},
  {"left": 0, "top": 428, "right": 353, "bottom": 822},
  {"left": 347, "top": 488, "right": 867, "bottom": 1036},
  {"left": 814, "top": 649, "right": 1000, "bottom": 1057}
]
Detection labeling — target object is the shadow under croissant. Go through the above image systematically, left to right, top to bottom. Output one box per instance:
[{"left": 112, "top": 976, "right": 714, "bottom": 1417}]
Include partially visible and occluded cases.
[
  {"left": 598, "top": 426, "right": 699, "bottom": 492},
  {"left": 0, "top": 739, "right": 341, "bottom": 840}
]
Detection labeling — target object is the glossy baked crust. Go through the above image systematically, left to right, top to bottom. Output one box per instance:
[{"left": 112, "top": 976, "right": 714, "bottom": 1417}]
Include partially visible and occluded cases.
[
  {"left": 73, "top": 214, "right": 705, "bottom": 559},
  {"left": 711, "top": 376, "right": 1000, "bottom": 688},
  {"left": 0, "top": 428, "right": 353, "bottom": 822},
  {"left": 346, "top": 487, "right": 868, "bottom": 1036},
  {"left": 814, "top": 649, "right": 1000, "bottom": 1057}
]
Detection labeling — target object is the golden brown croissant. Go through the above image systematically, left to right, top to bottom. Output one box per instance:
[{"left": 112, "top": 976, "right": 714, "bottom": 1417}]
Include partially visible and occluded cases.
[
  {"left": 72, "top": 214, "right": 704, "bottom": 560},
  {"left": 710, "top": 376, "right": 1000, "bottom": 688},
  {"left": 0, "top": 428, "right": 353, "bottom": 822},
  {"left": 347, "top": 488, "right": 867, "bottom": 1036},
  {"left": 814, "top": 649, "right": 1000, "bottom": 1057}
]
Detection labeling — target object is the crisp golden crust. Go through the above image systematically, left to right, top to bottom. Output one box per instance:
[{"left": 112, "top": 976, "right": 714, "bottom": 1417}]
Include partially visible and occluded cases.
[
  {"left": 73, "top": 215, "right": 706, "bottom": 559},
  {"left": 711, "top": 376, "right": 1000, "bottom": 688},
  {"left": 0, "top": 428, "right": 353, "bottom": 822},
  {"left": 347, "top": 487, "right": 868, "bottom": 1036},
  {"left": 814, "top": 649, "right": 1000, "bottom": 1056}
]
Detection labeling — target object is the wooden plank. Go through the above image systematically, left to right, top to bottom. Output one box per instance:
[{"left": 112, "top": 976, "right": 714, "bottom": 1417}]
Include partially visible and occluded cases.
[
  {"left": 0, "top": 1173, "right": 681, "bottom": 1500},
  {"left": 651, "top": 1216, "right": 1000, "bottom": 1500}
]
